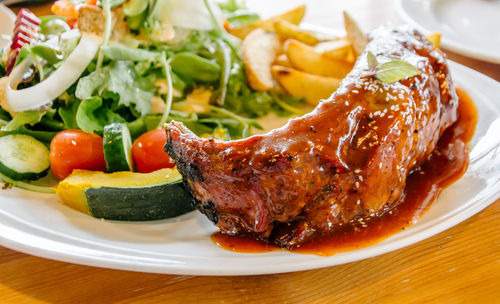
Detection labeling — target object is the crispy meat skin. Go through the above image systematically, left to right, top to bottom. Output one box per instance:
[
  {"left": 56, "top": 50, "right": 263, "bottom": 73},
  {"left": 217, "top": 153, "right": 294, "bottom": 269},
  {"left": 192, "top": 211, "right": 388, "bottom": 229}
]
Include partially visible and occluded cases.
[{"left": 165, "top": 26, "right": 459, "bottom": 248}]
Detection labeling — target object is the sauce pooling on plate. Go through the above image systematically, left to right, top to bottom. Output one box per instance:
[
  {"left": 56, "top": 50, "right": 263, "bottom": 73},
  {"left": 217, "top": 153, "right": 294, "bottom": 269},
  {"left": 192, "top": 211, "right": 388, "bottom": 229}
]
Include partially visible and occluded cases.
[{"left": 212, "top": 88, "right": 477, "bottom": 255}]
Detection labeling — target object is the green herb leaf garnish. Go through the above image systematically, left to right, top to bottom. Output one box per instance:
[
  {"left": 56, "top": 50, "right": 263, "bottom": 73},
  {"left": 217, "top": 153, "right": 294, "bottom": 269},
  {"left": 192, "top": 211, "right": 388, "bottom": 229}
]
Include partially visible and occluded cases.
[
  {"left": 365, "top": 51, "right": 420, "bottom": 83},
  {"left": 367, "top": 51, "right": 378, "bottom": 71}
]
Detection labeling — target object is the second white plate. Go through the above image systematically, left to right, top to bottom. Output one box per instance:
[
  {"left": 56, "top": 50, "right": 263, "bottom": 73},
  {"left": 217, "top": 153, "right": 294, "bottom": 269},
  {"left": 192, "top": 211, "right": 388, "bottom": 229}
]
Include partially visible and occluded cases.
[{"left": 398, "top": 0, "right": 500, "bottom": 64}]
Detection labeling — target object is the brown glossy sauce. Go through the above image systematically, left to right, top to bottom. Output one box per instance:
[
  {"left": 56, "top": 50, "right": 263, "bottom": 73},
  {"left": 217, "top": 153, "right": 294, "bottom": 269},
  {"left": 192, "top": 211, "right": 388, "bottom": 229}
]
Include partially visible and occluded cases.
[{"left": 212, "top": 89, "right": 477, "bottom": 255}]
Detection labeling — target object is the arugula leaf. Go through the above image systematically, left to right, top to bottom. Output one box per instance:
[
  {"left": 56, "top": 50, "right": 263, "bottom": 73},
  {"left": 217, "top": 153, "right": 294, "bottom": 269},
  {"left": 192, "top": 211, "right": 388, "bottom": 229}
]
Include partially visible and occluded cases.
[
  {"left": 217, "top": 0, "right": 246, "bottom": 12},
  {"left": 224, "top": 10, "right": 259, "bottom": 27},
  {"left": 212, "top": 39, "right": 231, "bottom": 106},
  {"left": 30, "top": 44, "right": 63, "bottom": 64},
  {"left": 101, "top": 45, "right": 158, "bottom": 61},
  {"left": 223, "top": 59, "right": 274, "bottom": 118},
  {"left": 375, "top": 60, "right": 420, "bottom": 83},
  {"left": 76, "top": 97, "right": 125, "bottom": 133},
  {"left": 58, "top": 99, "right": 81, "bottom": 129},
  {"left": 3, "top": 111, "right": 45, "bottom": 131}
]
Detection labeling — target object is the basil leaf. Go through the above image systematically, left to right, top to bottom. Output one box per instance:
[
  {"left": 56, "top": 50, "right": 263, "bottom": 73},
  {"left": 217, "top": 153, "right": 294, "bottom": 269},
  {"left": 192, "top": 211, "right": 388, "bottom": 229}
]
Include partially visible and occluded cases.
[
  {"left": 367, "top": 51, "right": 377, "bottom": 71},
  {"left": 376, "top": 60, "right": 420, "bottom": 83}
]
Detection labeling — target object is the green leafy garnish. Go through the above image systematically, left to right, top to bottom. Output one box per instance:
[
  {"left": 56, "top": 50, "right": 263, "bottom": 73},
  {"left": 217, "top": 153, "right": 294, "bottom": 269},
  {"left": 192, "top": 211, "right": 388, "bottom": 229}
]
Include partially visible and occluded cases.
[
  {"left": 101, "top": 45, "right": 157, "bottom": 61},
  {"left": 367, "top": 50, "right": 378, "bottom": 71},
  {"left": 365, "top": 51, "right": 420, "bottom": 83},
  {"left": 157, "top": 53, "right": 173, "bottom": 128},
  {"left": 76, "top": 61, "right": 155, "bottom": 116},
  {"left": 76, "top": 97, "right": 125, "bottom": 133},
  {"left": 3, "top": 111, "right": 46, "bottom": 131},
  {"left": 0, "top": 171, "right": 56, "bottom": 194}
]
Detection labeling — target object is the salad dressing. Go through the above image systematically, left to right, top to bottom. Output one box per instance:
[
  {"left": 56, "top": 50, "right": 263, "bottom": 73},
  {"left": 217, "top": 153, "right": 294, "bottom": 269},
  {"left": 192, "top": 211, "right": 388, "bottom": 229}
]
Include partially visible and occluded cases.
[{"left": 212, "top": 88, "right": 477, "bottom": 255}]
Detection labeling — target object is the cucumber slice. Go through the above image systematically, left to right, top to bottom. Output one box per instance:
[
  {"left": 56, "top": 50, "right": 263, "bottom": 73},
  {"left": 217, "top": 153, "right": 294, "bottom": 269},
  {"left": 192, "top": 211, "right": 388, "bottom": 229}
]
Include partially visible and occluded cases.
[
  {"left": 103, "top": 123, "right": 133, "bottom": 172},
  {"left": 0, "top": 134, "right": 50, "bottom": 181}
]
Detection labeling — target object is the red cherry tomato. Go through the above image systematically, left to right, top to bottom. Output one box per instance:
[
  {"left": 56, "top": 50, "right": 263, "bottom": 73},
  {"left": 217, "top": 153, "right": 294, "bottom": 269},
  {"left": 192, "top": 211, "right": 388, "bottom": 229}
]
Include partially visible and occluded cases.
[
  {"left": 50, "top": 129, "right": 106, "bottom": 179},
  {"left": 132, "top": 129, "right": 174, "bottom": 173}
]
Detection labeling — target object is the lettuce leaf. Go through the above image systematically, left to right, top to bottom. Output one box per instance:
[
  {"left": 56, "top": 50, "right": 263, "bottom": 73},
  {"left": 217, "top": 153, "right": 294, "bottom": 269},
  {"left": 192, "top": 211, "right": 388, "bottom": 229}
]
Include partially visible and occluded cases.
[
  {"left": 76, "top": 61, "right": 155, "bottom": 116},
  {"left": 76, "top": 97, "right": 125, "bottom": 133}
]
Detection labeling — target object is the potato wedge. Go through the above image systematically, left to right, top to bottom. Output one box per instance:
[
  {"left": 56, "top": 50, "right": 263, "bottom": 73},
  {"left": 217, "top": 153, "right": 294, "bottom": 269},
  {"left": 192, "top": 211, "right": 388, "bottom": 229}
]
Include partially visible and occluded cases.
[
  {"left": 228, "top": 5, "right": 306, "bottom": 39},
  {"left": 343, "top": 11, "right": 368, "bottom": 57},
  {"left": 274, "top": 20, "right": 320, "bottom": 45},
  {"left": 241, "top": 29, "right": 281, "bottom": 91},
  {"left": 425, "top": 32, "right": 441, "bottom": 48},
  {"left": 316, "top": 38, "right": 355, "bottom": 62},
  {"left": 285, "top": 39, "right": 353, "bottom": 78},
  {"left": 274, "top": 54, "right": 292, "bottom": 67},
  {"left": 272, "top": 65, "right": 340, "bottom": 105}
]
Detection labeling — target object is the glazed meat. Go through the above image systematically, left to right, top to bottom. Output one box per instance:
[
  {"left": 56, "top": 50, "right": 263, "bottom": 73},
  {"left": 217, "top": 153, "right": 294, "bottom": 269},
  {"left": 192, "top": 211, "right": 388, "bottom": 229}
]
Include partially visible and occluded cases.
[{"left": 165, "top": 25, "right": 459, "bottom": 248}]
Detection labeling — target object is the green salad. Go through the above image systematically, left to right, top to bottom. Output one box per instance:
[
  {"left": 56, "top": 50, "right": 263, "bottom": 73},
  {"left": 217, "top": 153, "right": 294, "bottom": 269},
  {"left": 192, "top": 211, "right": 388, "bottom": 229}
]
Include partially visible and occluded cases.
[{"left": 0, "top": 0, "right": 304, "bottom": 196}]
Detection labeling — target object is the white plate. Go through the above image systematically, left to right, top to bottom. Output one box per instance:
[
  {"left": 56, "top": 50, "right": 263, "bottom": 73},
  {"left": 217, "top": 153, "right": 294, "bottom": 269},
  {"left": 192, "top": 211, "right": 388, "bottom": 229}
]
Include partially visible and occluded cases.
[
  {"left": 398, "top": 0, "right": 500, "bottom": 64},
  {"left": 0, "top": 4, "right": 16, "bottom": 49},
  {"left": 0, "top": 62, "right": 499, "bottom": 275}
]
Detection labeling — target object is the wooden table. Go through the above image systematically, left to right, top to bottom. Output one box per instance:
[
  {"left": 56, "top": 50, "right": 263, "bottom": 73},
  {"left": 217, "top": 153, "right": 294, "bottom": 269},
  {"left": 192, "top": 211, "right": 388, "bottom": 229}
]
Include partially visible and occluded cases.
[{"left": 2, "top": 1, "right": 499, "bottom": 303}]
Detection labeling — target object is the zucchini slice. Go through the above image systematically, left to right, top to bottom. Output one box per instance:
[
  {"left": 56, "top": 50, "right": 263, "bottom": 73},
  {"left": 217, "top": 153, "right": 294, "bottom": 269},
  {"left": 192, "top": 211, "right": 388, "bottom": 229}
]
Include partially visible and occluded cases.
[
  {"left": 103, "top": 123, "right": 133, "bottom": 172},
  {"left": 0, "top": 134, "right": 50, "bottom": 181},
  {"left": 56, "top": 168, "right": 194, "bottom": 221}
]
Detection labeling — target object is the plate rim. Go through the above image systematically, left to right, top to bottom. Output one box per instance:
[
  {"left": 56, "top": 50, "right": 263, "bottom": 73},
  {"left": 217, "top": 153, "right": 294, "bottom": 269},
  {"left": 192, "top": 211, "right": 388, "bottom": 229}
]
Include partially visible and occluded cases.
[{"left": 397, "top": 0, "right": 500, "bottom": 64}]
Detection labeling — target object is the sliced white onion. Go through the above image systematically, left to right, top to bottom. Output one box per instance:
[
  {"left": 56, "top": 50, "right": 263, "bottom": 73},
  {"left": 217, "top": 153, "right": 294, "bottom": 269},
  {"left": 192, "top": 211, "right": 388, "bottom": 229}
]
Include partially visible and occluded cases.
[
  {"left": 158, "top": 0, "right": 224, "bottom": 31},
  {"left": 44, "top": 28, "right": 81, "bottom": 48},
  {"left": 5, "top": 32, "right": 100, "bottom": 112}
]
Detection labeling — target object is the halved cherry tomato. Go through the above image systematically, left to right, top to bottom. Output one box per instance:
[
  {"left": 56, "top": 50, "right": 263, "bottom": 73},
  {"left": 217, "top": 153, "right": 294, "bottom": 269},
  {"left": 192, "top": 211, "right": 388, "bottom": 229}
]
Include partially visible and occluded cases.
[
  {"left": 50, "top": 129, "right": 106, "bottom": 179},
  {"left": 132, "top": 129, "right": 174, "bottom": 173}
]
